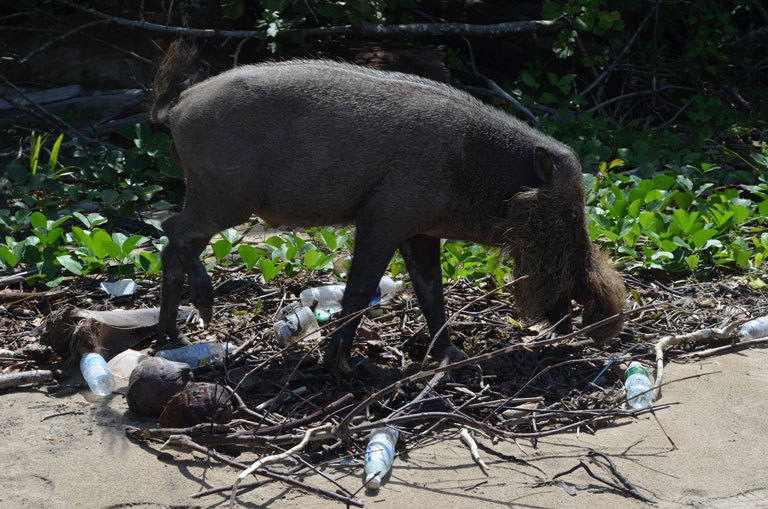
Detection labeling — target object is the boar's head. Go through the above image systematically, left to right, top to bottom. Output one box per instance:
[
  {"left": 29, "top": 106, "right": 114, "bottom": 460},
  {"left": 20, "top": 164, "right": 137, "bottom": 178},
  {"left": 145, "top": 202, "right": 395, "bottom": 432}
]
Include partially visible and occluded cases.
[{"left": 502, "top": 147, "right": 626, "bottom": 341}]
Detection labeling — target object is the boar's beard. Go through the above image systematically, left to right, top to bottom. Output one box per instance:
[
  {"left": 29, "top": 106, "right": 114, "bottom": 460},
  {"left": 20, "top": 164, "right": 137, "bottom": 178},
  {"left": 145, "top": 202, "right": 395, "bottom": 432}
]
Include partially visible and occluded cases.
[{"left": 499, "top": 186, "right": 625, "bottom": 340}]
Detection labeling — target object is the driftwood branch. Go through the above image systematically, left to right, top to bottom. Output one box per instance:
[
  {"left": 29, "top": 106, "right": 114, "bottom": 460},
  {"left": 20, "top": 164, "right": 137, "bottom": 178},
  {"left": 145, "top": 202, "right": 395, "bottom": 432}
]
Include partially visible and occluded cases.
[
  {"left": 54, "top": 0, "right": 561, "bottom": 40},
  {"left": 653, "top": 318, "right": 749, "bottom": 399},
  {"left": 0, "top": 369, "right": 56, "bottom": 390}
]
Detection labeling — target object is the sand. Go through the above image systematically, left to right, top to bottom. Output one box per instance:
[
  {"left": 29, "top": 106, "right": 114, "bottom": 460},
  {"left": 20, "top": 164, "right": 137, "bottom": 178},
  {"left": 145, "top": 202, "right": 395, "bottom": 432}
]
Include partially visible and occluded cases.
[{"left": 1, "top": 348, "right": 767, "bottom": 508}]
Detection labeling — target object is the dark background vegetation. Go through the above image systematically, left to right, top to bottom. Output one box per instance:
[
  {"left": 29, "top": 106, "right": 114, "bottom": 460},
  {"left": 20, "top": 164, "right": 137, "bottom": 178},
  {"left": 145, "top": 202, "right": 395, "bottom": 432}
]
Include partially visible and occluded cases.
[{"left": 0, "top": 0, "right": 766, "bottom": 289}]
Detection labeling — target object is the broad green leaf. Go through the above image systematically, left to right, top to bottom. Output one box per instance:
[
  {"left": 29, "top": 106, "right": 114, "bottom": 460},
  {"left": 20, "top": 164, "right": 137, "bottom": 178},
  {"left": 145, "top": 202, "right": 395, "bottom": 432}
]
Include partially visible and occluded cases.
[
  {"left": 728, "top": 204, "right": 750, "bottom": 225},
  {"left": 638, "top": 211, "right": 656, "bottom": 230},
  {"left": 30, "top": 212, "right": 47, "bottom": 229},
  {"left": 220, "top": 228, "right": 243, "bottom": 244},
  {"left": 691, "top": 229, "right": 717, "bottom": 249},
  {"left": 120, "top": 235, "right": 145, "bottom": 258},
  {"left": 212, "top": 239, "right": 233, "bottom": 261},
  {"left": 238, "top": 245, "right": 264, "bottom": 271},
  {"left": 0, "top": 247, "right": 18, "bottom": 267},
  {"left": 685, "top": 254, "right": 699, "bottom": 271},
  {"left": 57, "top": 255, "right": 83, "bottom": 275},
  {"left": 258, "top": 258, "right": 287, "bottom": 282}
]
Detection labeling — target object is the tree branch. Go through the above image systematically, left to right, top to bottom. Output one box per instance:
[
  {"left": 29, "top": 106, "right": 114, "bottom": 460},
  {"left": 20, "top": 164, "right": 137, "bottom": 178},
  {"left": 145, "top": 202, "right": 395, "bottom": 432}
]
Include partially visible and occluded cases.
[{"left": 54, "top": 0, "right": 561, "bottom": 40}]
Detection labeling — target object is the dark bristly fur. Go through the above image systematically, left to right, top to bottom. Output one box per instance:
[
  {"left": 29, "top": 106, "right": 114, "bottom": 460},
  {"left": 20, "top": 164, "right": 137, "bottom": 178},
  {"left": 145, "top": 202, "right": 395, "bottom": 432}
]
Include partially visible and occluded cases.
[{"left": 150, "top": 40, "right": 626, "bottom": 369}]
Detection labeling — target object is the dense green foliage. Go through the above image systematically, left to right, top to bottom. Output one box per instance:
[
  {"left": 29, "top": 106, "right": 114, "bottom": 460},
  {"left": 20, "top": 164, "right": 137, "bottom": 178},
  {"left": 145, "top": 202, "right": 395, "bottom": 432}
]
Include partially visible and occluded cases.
[{"left": 0, "top": 0, "right": 765, "bottom": 289}]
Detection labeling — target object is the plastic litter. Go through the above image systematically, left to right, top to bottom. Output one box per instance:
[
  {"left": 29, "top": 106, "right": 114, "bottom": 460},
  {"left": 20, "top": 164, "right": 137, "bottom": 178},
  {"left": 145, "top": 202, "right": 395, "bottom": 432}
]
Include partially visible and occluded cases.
[{"left": 364, "top": 427, "right": 399, "bottom": 489}]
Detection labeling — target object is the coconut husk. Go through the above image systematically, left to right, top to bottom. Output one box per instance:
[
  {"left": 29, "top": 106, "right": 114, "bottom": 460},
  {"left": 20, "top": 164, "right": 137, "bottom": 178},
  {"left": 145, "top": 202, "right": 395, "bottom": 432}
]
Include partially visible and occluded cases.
[
  {"left": 127, "top": 357, "right": 193, "bottom": 416},
  {"left": 158, "top": 382, "right": 233, "bottom": 428}
]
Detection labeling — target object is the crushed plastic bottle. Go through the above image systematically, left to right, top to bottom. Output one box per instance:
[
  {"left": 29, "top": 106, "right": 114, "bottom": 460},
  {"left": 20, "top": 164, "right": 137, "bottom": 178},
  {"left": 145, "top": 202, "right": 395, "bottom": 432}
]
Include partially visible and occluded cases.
[
  {"left": 300, "top": 276, "right": 404, "bottom": 322},
  {"left": 370, "top": 276, "right": 405, "bottom": 305},
  {"left": 300, "top": 284, "right": 346, "bottom": 321},
  {"left": 273, "top": 305, "right": 321, "bottom": 346},
  {"left": 737, "top": 316, "right": 768, "bottom": 341},
  {"left": 154, "top": 342, "right": 234, "bottom": 368},
  {"left": 108, "top": 349, "right": 149, "bottom": 379},
  {"left": 80, "top": 352, "right": 116, "bottom": 396},
  {"left": 624, "top": 361, "right": 652, "bottom": 409},
  {"left": 363, "top": 427, "right": 399, "bottom": 489}
]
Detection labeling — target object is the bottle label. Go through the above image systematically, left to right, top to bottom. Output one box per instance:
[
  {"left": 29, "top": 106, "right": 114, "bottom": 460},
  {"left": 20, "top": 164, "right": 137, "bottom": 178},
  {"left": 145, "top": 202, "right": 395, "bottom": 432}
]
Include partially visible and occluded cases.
[
  {"left": 80, "top": 354, "right": 102, "bottom": 371},
  {"left": 625, "top": 364, "right": 649, "bottom": 380}
]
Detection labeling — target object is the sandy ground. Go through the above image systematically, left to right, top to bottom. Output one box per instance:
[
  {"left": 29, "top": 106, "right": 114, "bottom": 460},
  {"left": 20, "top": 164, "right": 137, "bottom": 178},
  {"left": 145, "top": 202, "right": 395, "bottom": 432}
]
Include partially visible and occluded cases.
[{"left": 1, "top": 347, "right": 768, "bottom": 509}]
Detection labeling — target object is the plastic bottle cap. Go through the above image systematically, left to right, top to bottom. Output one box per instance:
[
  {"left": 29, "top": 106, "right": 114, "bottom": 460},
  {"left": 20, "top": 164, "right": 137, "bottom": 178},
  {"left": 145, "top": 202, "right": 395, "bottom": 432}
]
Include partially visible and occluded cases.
[
  {"left": 625, "top": 362, "right": 649, "bottom": 381},
  {"left": 364, "top": 472, "right": 381, "bottom": 489}
]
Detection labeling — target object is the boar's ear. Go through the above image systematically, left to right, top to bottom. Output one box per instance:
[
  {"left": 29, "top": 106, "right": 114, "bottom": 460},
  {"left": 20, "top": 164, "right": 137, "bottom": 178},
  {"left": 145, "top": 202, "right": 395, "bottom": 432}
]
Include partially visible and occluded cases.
[{"left": 533, "top": 147, "right": 554, "bottom": 184}]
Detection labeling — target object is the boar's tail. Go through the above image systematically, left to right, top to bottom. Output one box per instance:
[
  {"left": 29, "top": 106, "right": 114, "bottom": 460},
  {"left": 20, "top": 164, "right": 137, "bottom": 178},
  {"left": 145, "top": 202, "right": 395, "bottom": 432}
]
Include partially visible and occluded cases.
[{"left": 150, "top": 39, "right": 198, "bottom": 124}]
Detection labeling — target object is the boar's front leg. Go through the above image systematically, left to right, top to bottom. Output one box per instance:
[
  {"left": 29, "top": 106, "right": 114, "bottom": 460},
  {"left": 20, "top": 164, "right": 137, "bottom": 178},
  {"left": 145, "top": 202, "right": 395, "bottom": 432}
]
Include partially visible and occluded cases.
[
  {"left": 158, "top": 195, "right": 250, "bottom": 342},
  {"left": 158, "top": 215, "right": 215, "bottom": 341},
  {"left": 325, "top": 217, "right": 408, "bottom": 372},
  {"left": 400, "top": 235, "right": 465, "bottom": 362}
]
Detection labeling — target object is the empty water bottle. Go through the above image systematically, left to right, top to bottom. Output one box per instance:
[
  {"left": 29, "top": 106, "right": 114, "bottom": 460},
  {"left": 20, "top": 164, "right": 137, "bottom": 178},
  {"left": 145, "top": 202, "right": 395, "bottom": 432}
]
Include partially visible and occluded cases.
[
  {"left": 300, "top": 276, "right": 404, "bottom": 322},
  {"left": 370, "top": 276, "right": 404, "bottom": 305},
  {"left": 300, "top": 284, "right": 346, "bottom": 321},
  {"left": 273, "top": 305, "right": 321, "bottom": 346},
  {"left": 738, "top": 316, "right": 768, "bottom": 341},
  {"left": 155, "top": 342, "right": 233, "bottom": 368},
  {"left": 108, "top": 349, "right": 149, "bottom": 379},
  {"left": 80, "top": 352, "right": 116, "bottom": 396},
  {"left": 624, "top": 361, "right": 652, "bottom": 409},
  {"left": 364, "top": 427, "right": 399, "bottom": 489}
]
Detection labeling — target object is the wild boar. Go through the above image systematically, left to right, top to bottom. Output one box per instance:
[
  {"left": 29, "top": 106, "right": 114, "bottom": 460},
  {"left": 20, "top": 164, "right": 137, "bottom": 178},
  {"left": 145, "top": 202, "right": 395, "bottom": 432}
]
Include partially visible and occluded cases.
[{"left": 150, "top": 41, "right": 626, "bottom": 371}]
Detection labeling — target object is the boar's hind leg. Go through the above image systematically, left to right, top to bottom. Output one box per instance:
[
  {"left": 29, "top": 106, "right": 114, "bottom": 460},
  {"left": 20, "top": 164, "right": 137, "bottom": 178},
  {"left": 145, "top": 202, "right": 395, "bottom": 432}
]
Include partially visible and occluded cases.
[
  {"left": 325, "top": 223, "right": 405, "bottom": 372},
  {"left": 400, "top": 235, "right": 463, "bottom": 362}
]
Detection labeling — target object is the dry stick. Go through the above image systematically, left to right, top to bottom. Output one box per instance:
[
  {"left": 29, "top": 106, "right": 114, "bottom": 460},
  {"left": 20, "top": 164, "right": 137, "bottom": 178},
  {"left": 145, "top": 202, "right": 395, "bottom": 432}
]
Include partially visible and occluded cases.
[
  {"left": 54, "top": 0, "right": 561, "bottom": 40},
  {"left": 19, "top": 20, "right": 110, "bottom": 63},
  {"left": 461, "top": 36, "right": 540, "bottom": 127},
  {"left": 338, "top": 303, "right": 659, "bottom": 437},
  {"left": 652, "top": 318, "right": 749, "bottom": 399},
  {"left": 682, "top": 336, "right": 768, "bottom": 358},
  {"left": 0, "top": 369, "right": 55, "bottom": 390},
  {"left": 252, "top": 393, "right": 354, "bottom": 436},
  {"left": 228, "top": 425, "right": 329, "bottom": 509},
  {"left": 460, "top": 427, "right": 490, "bottom": 475},
  {"left": 160, "top": 434, "right": 363, "bottom": 508},
  {"left": 474, "top": 439, "right": 547, "bottom": 476},
  {"left": 587, "top": 450, "right": 656, "bottom": 504},
  {"left": 553, "top": 459, "right": 655, "bottom": 504},
  {"left": 192, "top": 464, "right": 304, "bottom": 499}
]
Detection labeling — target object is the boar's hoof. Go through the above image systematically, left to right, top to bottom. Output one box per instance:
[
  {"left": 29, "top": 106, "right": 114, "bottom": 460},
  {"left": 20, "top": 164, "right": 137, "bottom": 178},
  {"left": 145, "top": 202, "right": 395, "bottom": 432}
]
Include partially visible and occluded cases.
[
  {"left": 196, "top": 306, "right": 213, "bottom": 323},
  {"left": 585, "top": 319, "right": 624, "bottom": 344},
  {"left": 323, "top": 338, "right": 356, "bottom": 375},
  {"left": 442, "top": 345, "right": 469, "bottom": 363}
]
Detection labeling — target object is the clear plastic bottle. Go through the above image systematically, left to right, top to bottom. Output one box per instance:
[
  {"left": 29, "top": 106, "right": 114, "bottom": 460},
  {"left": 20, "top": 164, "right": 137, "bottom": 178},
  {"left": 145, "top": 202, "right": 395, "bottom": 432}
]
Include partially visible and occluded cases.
[
  {"left": 300, "top": 276, "right": 404, "bottom": 321},
  {"left": 370, "top": 276, "right": 405, "bottom": 305},
  {"left": 300, "top": 284, "right": 346, "bottom": 321},
  {"left": 273, "top": 305, "right": 321, "bottom": 346},
  {"left": 738, "top": 316, "right": 768, "bottom": 341},
  {"left": 154, "top": 342, "right": 234, "bottom": 368},
  {"left": 107, "top": 349, "right": 149, "bottom": 379},
  {"left": 80, "top": 352, "right": 116, "bottom": 396},
  {"left": 624, "top": 361, "right": 652, "bottom": 409},
  {"left": 363, "top": 427, "right": 399, "bottom": 489}
]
